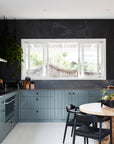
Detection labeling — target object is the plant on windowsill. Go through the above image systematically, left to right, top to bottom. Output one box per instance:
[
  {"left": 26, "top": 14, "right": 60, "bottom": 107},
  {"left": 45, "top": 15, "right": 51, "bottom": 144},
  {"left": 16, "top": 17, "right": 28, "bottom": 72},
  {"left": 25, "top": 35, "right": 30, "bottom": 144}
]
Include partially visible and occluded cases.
[{"left": 0, "top": 36, "right": 23, "bottom": 77}]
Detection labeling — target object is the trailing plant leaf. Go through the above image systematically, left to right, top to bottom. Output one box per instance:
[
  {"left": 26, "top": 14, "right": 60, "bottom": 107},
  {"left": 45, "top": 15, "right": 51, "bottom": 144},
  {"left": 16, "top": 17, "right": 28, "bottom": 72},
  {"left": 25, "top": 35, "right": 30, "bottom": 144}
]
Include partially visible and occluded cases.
[{"left": 0, "top": 36, "right": 23, "bottom": 77}]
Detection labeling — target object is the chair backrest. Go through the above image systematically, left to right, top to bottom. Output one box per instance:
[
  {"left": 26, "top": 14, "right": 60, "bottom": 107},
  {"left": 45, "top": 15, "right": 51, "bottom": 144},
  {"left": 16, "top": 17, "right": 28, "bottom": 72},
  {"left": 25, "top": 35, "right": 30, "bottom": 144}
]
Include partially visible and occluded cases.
[
  {"left": 66, "top": 104, "right": 79, "bottom": 112},
  {"left": 75, "top": 113, "right": 104, "bottom": 123}
]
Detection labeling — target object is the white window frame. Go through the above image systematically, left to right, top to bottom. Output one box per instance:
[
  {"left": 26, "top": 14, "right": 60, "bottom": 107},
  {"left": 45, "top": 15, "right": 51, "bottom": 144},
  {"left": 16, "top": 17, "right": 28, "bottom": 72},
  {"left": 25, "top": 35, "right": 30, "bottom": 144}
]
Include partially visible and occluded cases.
[{"left": 21, "top": 39, "right": 106, "bottom": 80}]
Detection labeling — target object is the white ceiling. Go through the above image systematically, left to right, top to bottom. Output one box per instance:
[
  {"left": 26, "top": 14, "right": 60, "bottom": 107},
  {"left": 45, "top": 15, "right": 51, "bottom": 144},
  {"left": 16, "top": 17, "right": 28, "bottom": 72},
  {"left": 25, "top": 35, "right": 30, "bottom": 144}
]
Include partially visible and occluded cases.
[{"left": 0, "top": 0, "right": 114, "bottom": 19}]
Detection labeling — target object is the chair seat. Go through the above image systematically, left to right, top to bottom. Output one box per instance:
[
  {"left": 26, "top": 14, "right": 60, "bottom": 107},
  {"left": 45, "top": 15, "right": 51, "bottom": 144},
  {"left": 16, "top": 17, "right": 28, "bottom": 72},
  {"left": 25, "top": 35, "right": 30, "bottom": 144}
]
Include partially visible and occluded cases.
[
  {"left": 68, "top": 118, "right": 89, "bottom": 127},
  {"left": 75, "top": 125, "right": 110, "bottom": 139}
]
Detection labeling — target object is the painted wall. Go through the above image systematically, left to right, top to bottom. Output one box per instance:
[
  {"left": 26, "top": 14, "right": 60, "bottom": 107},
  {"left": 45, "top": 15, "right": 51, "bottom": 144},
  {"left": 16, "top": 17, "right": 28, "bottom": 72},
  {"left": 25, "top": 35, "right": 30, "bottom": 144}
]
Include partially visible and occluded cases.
[{"left": 0, "top": 19, "right": 114, "bottom": 88}]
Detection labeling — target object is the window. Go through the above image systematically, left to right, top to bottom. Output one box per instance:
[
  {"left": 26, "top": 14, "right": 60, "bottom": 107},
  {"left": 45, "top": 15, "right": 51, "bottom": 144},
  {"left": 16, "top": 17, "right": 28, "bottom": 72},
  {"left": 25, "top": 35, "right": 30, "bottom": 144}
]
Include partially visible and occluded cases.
[{"left": 21, "top": 39, "right": 106, "bottom": 80}]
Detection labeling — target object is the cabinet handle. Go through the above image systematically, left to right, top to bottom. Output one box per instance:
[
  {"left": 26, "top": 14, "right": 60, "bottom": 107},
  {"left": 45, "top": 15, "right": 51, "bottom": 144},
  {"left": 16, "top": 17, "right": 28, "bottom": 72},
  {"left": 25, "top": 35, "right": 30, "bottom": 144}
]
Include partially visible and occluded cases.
[
  {"left": 36, "top": 92, "right": 39, "bottom": 95},
  {"left": 69, "top": 92, "right": 71, "bottom": 95},
  {"left": 73, "top": 92, "right": 75, "bottom": 95},
  {"left": 36, "top": 98, "right": 39, "bottom": 101},
  {"left": 1, "top": 100, "right": 4, "bottom": 104},
  {"left": 2, "top": 109, "right": 5, "bottom": 112},
  {"left": 36, "top": 110, "right": 39, "bottom": 113}
]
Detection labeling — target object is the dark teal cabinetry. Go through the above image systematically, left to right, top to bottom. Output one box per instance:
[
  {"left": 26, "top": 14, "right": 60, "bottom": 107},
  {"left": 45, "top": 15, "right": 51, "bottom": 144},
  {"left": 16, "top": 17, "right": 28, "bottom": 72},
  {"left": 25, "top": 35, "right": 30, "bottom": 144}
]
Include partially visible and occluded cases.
[
  {"left": 0, "top": 89, "right": 101, "bottom": 142},
  {"left": 19, "top": 89, "right": 101, "bottom": 122},
  {"left": 19, "top": 90, "right": 54, "bottom": 122},
  {"left": 54, "top": 90, "right": 101, "bottom": 121},
  {"left": 0, "top": 91, "right": 18, "bottom": 143},
  {"left": 0, "top": 98, "right": 5, "bottom": 143}
]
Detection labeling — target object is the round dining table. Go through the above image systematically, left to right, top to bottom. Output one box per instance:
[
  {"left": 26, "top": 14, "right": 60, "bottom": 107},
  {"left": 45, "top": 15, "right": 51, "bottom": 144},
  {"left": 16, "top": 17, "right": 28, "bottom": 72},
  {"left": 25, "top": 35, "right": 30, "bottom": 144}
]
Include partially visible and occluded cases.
[{"left": 79, "top": 102, "right": 114, "bottom": 144}]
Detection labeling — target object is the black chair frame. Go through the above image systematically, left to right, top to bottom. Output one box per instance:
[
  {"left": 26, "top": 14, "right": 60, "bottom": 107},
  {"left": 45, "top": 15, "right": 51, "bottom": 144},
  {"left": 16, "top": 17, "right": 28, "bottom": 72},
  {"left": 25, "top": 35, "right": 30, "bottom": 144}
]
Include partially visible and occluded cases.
[{"left": 72, "top": 112, "right": 112, "bottom": 144}]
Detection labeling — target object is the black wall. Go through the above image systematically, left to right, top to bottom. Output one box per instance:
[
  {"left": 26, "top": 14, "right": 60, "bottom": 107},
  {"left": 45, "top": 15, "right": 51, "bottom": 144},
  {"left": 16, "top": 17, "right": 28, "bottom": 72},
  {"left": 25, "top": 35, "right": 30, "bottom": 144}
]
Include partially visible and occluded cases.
[{"left": 0, "top": 19, "right": 114, "bottom": 88}]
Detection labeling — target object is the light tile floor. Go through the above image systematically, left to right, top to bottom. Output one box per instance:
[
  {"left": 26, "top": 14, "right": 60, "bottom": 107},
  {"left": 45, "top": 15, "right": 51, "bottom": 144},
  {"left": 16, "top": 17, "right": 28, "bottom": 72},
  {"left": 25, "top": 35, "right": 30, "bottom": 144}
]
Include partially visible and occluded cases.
[{"left": 2, "top": 123, "right": 96, "bottom": 144}]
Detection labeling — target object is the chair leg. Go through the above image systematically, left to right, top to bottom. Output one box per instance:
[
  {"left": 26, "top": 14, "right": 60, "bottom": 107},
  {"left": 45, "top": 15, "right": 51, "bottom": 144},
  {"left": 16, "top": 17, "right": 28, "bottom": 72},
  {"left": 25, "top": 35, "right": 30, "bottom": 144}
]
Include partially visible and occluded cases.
[
  {"left": 110, "top": 118, "right": 112, "bottom": 144},
  {"left": 99, "top": 121, "right": 102, "bottom": 144},
  {"left": 63, "top": 124, "right": 68, "bottom": 143},
  {"left": 71, "top": 126, "right": 73, "bottom": 137},
  {"left": 72, "top": 133, "right": 76, "bottom": 144},
  {"left": 110, "top": 134, "right": 112, "bottom": 144},
  {"left": 84, "top": 137, "right": 86, "bottom": 144},
  {"left": 87, "top": 137, "right": 88, "bottom": 144},
  {"left": 99, "top": 140, "right": 101, "bottom": 144}
]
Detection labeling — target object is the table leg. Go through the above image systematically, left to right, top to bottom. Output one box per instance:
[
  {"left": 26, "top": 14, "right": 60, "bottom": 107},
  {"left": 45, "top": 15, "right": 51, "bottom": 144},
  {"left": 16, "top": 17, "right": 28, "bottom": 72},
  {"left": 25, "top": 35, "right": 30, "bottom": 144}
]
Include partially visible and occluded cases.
[{"left": 95, "top": 116, "right": 114, "bottom": 144}]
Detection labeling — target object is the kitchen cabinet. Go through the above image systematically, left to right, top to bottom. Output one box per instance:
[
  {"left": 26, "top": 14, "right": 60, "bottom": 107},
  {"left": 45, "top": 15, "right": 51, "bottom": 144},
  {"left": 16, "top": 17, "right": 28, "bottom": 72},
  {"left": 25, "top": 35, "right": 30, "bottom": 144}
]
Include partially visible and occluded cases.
[
  {"left": 0, "top": 89, "right": 102, "bottom": 143},
  {"left": 19, "top": 89, "right": 101, "bottom": 122},
  {"left": 54, "top": 89, "right": 101, "bottom": 121},
  {"left": 19, "top": 90, "right": 54, "bottom": 122},
  {"left": 54, "top": 90, "right": 78, "bottom": 121},
  {"left": 88, "top": 90, "right": 101, "bottom": 103},
  {"left": 0, "top": 91, "right": 18, "bottom": 143},
  {"left": 15, "top": 92, "right": 19, "bottom": 122},
  {"left": 0, "top": 98, "right": 5, "bottom": 143},
  {"left": 19, "top": 109, "right": 54, "bottom": 121}
]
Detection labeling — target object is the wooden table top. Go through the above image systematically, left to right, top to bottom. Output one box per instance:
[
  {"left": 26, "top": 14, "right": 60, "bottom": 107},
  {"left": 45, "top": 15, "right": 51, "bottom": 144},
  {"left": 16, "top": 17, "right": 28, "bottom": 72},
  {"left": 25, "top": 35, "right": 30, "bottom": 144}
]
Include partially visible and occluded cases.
[{"left": 79, "top": 102, "right": 114, "bottom": 116}]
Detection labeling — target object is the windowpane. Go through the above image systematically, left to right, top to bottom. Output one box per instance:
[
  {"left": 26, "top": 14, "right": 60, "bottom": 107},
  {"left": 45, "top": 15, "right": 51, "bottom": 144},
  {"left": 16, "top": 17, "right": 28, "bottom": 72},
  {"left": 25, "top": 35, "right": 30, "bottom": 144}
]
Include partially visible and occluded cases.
[
  {"left": 21, "top": 39, "right": 106, "bottom": 80},
  {"left": 48, "top": 43, "right": 78, "bottom": 78},
  {"left": 80, "top": 43, "right": 98, "bottom": 78}
]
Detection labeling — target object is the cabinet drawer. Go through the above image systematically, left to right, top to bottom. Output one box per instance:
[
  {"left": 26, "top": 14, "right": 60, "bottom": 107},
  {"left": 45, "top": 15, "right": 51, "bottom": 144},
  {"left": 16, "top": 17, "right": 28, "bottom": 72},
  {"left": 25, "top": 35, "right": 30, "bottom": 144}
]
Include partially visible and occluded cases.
[
  {"left": 19, "top": 90, "right": 39, "bottom": 97},
  {"left": 19, "top": 90, "right": 54, "bottom": 97},
  {"left": 19, "top": 96, "right": 54, "bottom": 108},
  {"left": 19, "top": 96, "right": 39, "bottom": 108},
  {"left": 19, "top": 109, "right": 54, "bottom": 121},
  {"left": 54, "top": 109, "right": 67, "bottom": 120}
]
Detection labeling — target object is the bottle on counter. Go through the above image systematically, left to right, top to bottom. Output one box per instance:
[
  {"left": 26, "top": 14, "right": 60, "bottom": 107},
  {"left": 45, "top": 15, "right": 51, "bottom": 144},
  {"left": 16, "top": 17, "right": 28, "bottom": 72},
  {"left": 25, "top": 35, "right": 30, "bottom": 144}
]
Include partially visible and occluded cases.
[{"left": 30, "top": 81, "right": 35, "bottom": 90}]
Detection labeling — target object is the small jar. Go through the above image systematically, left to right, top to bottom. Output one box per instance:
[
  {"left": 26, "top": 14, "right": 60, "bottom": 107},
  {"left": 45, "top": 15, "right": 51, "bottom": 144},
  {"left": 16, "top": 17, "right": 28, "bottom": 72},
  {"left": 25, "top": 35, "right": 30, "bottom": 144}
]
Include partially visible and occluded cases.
[{"left": 30, "top": 81, "right": 35, "bottom": 90}]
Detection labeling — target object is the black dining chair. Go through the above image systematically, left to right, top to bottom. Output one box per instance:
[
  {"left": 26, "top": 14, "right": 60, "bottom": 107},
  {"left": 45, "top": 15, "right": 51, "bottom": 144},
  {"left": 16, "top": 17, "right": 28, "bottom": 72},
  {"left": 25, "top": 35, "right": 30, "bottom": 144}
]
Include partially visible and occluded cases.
[
  {"left": 63, "top": 104, "right": 90, "bottom": 144},
  {"left": 72, "top": 112, "right": 112, "bottom": 144}
]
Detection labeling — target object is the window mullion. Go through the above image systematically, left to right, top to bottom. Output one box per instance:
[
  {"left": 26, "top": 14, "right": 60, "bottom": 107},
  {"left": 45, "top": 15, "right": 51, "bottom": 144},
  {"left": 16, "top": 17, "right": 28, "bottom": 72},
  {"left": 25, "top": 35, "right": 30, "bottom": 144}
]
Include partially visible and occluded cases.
[
  {"left": 21, "top": 41, "right": 27, "bottom": 79},
  {"left": 97, "top": 42, "right": 99, "bottom": 78},
  {"left": 101, "top": 42, "right": 105, "bottom": 78},
  {"left": 47, "top": 43, "right": 49, "bottom": 77},
  {"left": 78, "top": 43, "right": 80, "bottom": 78},
  {"left": 28, "top": 44, "right": 30, "bottom": 77},
  {"left": 43, "top": 44, "right": 45, "bottom": 76},
  {"left": 81, "top": 44, "right": 84, "bottom": 77}
]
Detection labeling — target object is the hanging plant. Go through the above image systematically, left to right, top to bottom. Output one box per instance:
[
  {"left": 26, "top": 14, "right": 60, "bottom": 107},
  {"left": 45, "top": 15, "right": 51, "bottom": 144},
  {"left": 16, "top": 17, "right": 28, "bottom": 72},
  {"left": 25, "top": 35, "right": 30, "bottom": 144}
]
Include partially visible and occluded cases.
[{"left": 0, "top": 36, "right": 23, "bottom": 76}]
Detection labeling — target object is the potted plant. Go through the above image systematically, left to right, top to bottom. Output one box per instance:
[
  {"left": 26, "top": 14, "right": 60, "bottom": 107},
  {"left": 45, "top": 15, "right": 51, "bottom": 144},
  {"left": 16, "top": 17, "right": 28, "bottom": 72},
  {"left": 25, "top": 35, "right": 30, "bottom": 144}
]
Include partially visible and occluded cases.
[{"left": 0, "top": 36, "right": 23, "bottom": 76}]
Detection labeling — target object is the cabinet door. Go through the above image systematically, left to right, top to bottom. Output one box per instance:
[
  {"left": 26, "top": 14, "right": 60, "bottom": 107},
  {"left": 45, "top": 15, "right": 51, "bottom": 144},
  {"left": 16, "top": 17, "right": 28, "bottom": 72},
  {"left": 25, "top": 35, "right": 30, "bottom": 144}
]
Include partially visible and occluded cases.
[
  {"left": 39, "top": 90, "right": 54, "bottom": 97},
  {"left": 55, "top": 90, "right": 72, "bottom": 109},
  {"left": 71, "top": 90, "right": 79, "bottom": 106},
  {"left": 78, "top": 90, "right": 89, "bottom": 106},
  {"left": 88, "top": 90, "right": 101, "bottom": 103},
  {"left": 15, "top": 93, "right": 19, "bottom": 122},
  {"left": 38, "top": 96, "right": 54, "bottom": 108},
  {"left": 0, "top": 99, "right": 6, "bottom": 143},
  {"left": 0, "top": 99, "right": 5, "bottom": 127},
  {"left": 19, "top": 109, "right": 54, "bottom": 121},
  {"left": 54, "top": 109, "right": 67, "bottom": 121}
]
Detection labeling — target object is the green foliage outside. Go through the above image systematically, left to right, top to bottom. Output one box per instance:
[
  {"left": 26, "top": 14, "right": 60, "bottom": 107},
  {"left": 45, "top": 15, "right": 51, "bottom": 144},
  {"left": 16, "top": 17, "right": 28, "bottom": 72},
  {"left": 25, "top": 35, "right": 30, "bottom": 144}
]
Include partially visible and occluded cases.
[
  {"left": 30, "top": 51, "right": 100, "bottom": 72},
  {"left": 30, "top": 53, "right": 42, "bottom": 68}
]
